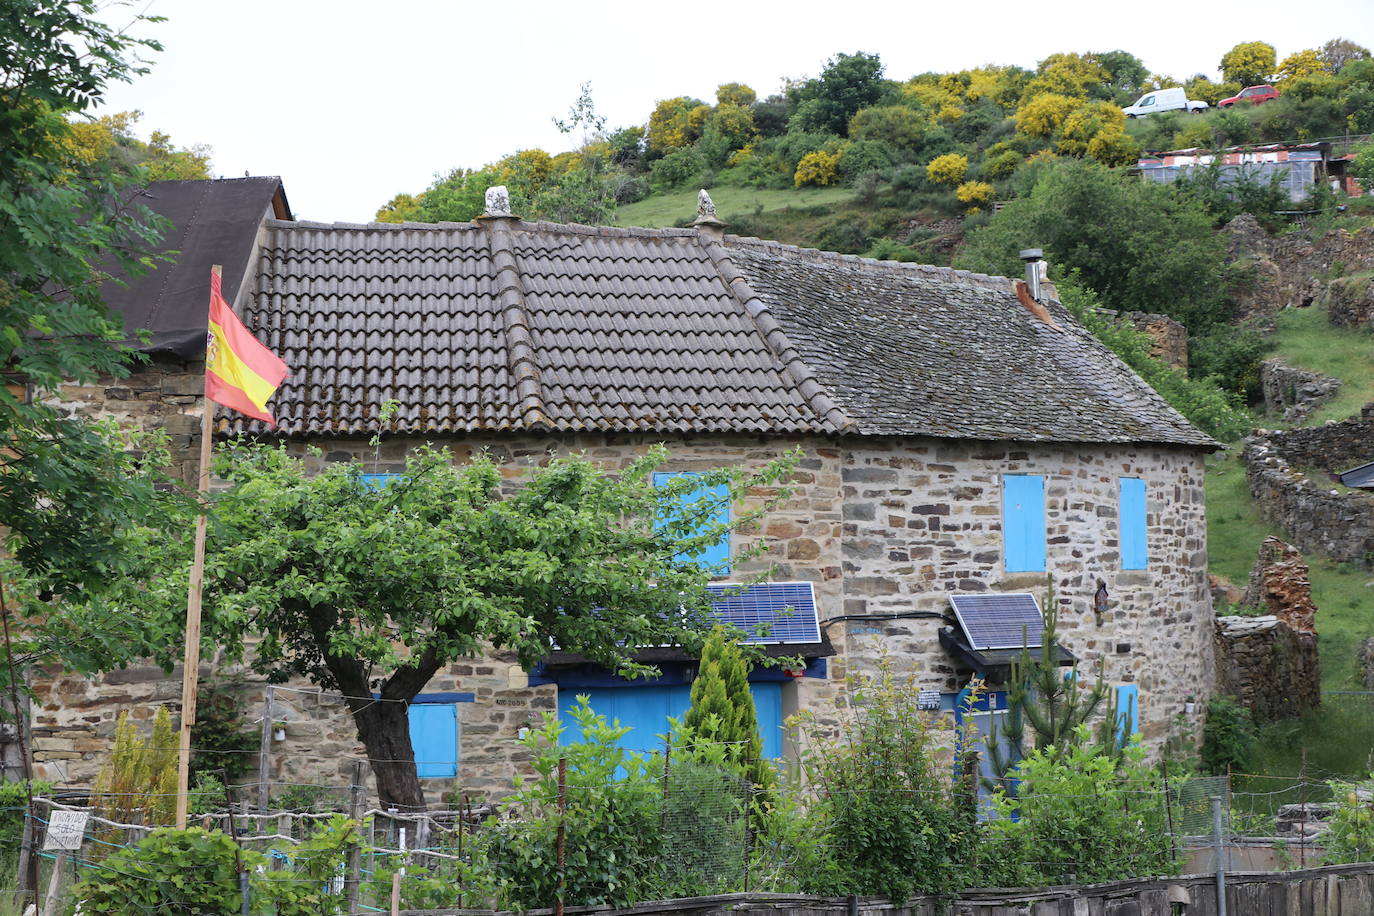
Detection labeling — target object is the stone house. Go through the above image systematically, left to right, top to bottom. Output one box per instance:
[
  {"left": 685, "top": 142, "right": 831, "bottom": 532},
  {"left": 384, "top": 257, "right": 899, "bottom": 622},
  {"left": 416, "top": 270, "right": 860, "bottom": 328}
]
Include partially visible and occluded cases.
[{"left": 32, "top": 179, "right": 1218, "bottom": 803}]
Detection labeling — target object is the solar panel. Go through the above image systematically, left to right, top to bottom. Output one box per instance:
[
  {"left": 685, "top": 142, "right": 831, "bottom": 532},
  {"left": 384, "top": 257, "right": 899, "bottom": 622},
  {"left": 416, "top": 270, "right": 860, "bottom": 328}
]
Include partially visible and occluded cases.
[
  {"left": 707, "top": 582, "right": 820, "bottom": 644},
  {"left": 949, "top": 593, "right": 1044, "bottom": 651}
]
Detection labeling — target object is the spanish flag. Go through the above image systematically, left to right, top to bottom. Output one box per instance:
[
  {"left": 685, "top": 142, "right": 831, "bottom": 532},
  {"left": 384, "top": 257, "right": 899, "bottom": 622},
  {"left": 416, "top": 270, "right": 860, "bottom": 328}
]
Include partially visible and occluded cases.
[{"left": 205, "top": 269, "right": 288, "bottom": 424}]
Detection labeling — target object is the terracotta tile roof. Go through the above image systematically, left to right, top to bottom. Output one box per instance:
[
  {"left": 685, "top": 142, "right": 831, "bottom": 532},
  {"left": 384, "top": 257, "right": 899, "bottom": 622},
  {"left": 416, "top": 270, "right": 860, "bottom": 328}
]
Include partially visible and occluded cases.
[{"left": 228, "top": 216, "right": 1213, "bottom": 448}]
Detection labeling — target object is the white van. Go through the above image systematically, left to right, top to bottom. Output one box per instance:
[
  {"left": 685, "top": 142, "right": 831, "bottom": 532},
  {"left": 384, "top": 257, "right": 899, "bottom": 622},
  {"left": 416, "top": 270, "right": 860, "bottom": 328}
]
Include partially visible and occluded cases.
[{"left": 1122, "top": 87, "right": 1208, "bottom": 117}]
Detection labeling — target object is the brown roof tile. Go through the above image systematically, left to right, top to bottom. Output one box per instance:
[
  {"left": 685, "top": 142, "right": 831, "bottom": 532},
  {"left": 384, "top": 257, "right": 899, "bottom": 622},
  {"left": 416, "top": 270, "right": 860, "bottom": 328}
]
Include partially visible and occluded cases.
[{"left": 223, "top": 216, "right": 1212, "bottom": 448}]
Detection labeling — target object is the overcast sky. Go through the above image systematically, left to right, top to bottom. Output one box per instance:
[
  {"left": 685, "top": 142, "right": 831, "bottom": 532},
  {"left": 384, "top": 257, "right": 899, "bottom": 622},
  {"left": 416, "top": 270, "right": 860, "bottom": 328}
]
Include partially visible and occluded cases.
[{"left": 98, "top": 0, "right": 1374, "bottom": 222}]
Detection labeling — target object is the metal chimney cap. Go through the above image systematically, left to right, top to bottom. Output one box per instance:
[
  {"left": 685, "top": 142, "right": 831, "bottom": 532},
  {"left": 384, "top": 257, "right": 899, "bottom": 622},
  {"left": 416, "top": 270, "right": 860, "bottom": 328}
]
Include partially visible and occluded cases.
[{"left": 1019, "top": 248, "right": 1044, "bottom": 261}]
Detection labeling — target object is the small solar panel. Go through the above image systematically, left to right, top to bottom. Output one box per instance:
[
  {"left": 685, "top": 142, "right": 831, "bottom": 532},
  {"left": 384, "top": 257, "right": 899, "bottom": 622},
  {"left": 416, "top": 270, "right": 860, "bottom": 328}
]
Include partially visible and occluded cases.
[
  {"left": 707, "top": 582, "right": 820, "bottom": 644},
  {"left": 949, "top": 593, "right": 1044, "bottom": 651}
]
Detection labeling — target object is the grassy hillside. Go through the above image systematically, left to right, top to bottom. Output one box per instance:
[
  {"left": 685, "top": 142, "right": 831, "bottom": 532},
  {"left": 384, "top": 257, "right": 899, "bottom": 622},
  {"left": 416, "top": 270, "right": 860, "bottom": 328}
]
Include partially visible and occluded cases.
[
  {"left": 614, "top": 186, "right": 853, "bottom": 229},
  {"left": 1270, "top": 302, "right": 1374, "bottom": 425}
]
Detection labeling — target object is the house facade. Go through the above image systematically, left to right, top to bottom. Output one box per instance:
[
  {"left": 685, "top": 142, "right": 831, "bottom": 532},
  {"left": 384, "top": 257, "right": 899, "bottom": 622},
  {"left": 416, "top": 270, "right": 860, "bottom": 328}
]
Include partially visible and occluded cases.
[{"left": 30, "top": 181, "right": 1217, "bottom": 804}]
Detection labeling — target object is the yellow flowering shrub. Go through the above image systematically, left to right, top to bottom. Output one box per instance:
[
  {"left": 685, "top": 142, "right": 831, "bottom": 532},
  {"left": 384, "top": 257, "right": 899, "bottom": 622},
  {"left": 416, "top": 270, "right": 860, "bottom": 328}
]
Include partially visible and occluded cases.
[
  {"left": 1277, "top": 49, "right": 1324, "bottom": 85},
  {"left": 1015, "top": 93, "right": 1077, "bottom": 138},
  {"left": 1055, "top": 101, "right": 1125, "bottom": 157},
  {"left": 1085, "top": 128, "right": 1142, "bottom": 167},
  {"left": 794, "top": 149, "right": 843, "bottom": 187},
  {"left": 983, "top": 150, "right": 1020, "bottom": 180},
  {"left": 926, "top": 152, "right": 968, "bottom": 185},
  {"left": 955, "top": 180, "right": 994, "bottom": 207}
]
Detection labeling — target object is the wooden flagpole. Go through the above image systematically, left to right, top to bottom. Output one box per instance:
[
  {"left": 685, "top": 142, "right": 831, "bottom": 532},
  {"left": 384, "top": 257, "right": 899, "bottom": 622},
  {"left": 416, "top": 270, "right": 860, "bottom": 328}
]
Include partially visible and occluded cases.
[{"left": 175, "top": 264, "right": 220, "bottom": 829}]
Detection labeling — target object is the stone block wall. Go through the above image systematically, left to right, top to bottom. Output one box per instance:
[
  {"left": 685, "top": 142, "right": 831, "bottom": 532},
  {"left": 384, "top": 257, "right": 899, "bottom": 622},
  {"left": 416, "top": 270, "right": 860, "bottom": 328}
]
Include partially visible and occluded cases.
[
  {"left": 1325, "top": 273, "right": 1374, "bottom": 330},
  {"left": 1123, "top": 311, "right": 1189, "bottom": 371},
  {"left": 33, "top": 370, "right": 1216, "bottom": 798},
  {"left": 1243, "top": 416, "right": 1374, "bottom": 568},
  {"left": 837, "top": 439, "right": 1214, "bottom": 747},
  {"left": 1214, "top": 615, "right": 1321, "bottom": 719}
]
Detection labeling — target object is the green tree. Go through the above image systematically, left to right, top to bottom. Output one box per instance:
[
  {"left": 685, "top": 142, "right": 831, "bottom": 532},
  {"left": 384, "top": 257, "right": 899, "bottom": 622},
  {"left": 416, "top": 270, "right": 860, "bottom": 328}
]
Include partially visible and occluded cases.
[
  {"left": 0, "top": 2, "right": 193, "bottom": 689},
  {"left": 1318, "top": 37, "right": 1371, "bottom": 74},
  {"left": 1220, "top": 41, "right": 1277, "bottom": 86},
  {"left": 1095, "top": 49, "right": 1149, "bottom": 100},
  {"left": 787, "top": 51, "right": 887, "bottom": 136},
  {"left": 716, "top": 82, "right": 757, "bottom": 108},
  {"left": 847, "top": 104, "right": 929, "bottom": 152},
  {"left": 958, "top": 158, "right": 1227, "bottom": 331},
  {"left": 197, "top": 443, "right": 798, "bottom": 809},
  {"left": 982, "top": 579, "right": 1115, "bottom": 792},
  {"left": 681, "top": 627, "right": 767, "bottom": 786}
]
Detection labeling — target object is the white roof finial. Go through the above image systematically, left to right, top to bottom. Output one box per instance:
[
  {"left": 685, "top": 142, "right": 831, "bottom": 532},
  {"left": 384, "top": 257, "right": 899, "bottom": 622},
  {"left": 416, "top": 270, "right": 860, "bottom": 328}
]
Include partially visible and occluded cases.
[
  {"left": 483, "top": 185, "right": 513, "bottom": 218},
  {"left": 697, "top": 189, "right": 717, "bottom": 221}
]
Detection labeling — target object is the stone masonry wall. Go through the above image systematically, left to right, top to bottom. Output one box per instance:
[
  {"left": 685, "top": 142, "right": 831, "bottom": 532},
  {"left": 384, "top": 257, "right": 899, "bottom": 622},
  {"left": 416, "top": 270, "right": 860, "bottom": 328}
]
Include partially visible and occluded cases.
[
  {"left": 35, "top": 367, "right": 1215, "bottom": 798},
  {"left": 1243, "top": 413, "right": 1374, "bottom": 568},
  {"left": 836, "top": 439, "right": 1214, "bottom": 747},
  {"left": 1214, "top": 616, "right": 1321, "bottom": 720}
]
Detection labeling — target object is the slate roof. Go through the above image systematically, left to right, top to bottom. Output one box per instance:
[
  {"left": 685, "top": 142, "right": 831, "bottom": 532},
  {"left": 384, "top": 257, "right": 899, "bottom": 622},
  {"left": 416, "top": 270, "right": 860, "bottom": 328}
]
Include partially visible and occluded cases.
[
  {"left": 104, "top": 178, "right": 290, "bottom": 356},
  {"left": 229, "top": 215, "right": 1213, "bottom": 448}
]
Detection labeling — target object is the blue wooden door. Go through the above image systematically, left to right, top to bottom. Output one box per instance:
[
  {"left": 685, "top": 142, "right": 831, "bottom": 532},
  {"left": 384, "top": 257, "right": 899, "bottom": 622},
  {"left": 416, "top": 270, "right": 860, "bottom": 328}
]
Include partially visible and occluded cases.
[{"left": 559, "top": 684, "right": 783, "bottom": 759}]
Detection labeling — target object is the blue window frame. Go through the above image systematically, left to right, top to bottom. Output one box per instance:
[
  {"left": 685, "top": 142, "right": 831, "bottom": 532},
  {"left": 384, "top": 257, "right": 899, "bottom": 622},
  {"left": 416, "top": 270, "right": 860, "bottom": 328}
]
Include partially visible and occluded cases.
[
  {"left": 653, "top": 472, "right": 730, "bottom": 571},
  {"left": 360, "top": 473, "right": 400, "bottom": 491},
  {"left": 1002, "top": 475, "right": 1046, "bottom": 572},
  {"left": 1119, "top": 477, "right": 1147, "bottom": 570},
  {"left": 557, "top": 683, "right": 783, "bottom": 759},
  {"left": 408, "top": 693, "right": 474, "bottom": 779}
]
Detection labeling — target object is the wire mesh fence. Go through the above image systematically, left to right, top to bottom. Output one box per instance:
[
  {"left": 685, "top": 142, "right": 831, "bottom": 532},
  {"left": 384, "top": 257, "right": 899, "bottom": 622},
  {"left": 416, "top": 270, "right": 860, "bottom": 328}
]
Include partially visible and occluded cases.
[{"left": 0, "top": 760, "right": 1367, "bottom": 915}]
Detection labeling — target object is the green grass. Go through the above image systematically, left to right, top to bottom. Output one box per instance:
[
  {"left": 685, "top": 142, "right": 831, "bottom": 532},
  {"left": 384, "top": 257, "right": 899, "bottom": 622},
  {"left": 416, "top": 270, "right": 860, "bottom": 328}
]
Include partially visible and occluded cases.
[
  {"left": 614, "top": 186, "right": 854, "bottom": 229},
  {"left": 1270, "top": 303, "right": 1374, "bottom": 426},
  {"left": 1205, "top": 450, "right": 1372, "bottom": 691}
]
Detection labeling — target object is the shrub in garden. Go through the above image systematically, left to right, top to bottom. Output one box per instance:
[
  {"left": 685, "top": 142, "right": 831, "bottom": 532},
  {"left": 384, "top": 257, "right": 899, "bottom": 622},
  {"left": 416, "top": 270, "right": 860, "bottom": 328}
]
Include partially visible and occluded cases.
[
  {"left": 926, "top": 152, "right": 968, "bottom": 185},
  {"left": 680, "top": 627, "right": 769, "bottom": 788},
  {"left": 797, "top": 655, "right": 977, "bottom": 902},
  {"left": 1201, "top": 695, "right": 1256, "bottom": 775},
  {"left": 478, "top": 698, "right": 666, "bottom": 909},
  {"left": 92, "top": 707, "right": 177, "bottom": 830},
  {"left": 980, "top": 730, "right": 1179, "bottom": 887},
  {"left": 1322, "top": 779, "right": 1374, "bottom": 864}
]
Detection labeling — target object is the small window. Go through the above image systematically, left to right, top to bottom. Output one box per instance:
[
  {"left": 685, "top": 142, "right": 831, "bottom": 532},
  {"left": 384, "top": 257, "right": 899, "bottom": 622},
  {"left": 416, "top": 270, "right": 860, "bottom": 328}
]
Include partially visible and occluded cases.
[
  {"left": 1140, "top": 95, "right": 1155, "bottom": 106},
  {"left": 653, "top": 472, "right": 730, "bottom": 571},
  {"left": 1002, "top": 475, "right": 1046, "bottom": 573},
  {"left": 1119, "top": 477, "right": 1147, "bottom": 570}
]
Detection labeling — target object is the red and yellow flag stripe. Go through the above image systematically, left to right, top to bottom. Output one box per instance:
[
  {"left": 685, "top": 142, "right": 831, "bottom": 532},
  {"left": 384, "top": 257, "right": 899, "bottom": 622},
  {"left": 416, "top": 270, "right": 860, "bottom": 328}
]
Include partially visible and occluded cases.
[{"left": 205, "top": 270, "right": 288, "bottom": 424}]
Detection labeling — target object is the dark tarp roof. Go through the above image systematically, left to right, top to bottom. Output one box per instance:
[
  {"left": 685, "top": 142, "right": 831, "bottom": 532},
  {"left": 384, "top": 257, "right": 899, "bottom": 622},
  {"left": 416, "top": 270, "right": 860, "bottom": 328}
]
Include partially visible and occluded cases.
[
  {"left": 105, "top": 178, "right": 288, "bottom": 356},
  {"left": 229, "top": 215, "right": 1215, "bottom": 448},
  {"left": 1338, "top": 461, "right": 1374, "bottom": 489}
]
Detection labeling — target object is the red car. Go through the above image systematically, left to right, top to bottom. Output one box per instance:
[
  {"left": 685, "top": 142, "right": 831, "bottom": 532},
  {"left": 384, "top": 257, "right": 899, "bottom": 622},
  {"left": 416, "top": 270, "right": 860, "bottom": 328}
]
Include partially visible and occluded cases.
[{"left": 1219, "top": 85, "right": 1280, "bottom": 107}]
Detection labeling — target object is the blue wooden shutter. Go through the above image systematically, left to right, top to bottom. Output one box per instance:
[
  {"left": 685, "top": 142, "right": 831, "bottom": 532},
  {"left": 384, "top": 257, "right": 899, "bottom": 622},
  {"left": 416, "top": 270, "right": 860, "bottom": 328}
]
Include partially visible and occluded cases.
[
  {"left": 653, "top": 472, "right": 730, "bottom": 570},
  {"left": 360, "top": 473, "right": 400, "bottom": 491},
  {"left": 1002, "top": 475, "right": 1046, "bottom": 572},
  {"left": 1119, "top": 477, "right": 1147, "bottom": 569},
  {"left": 409, "top": 704, "right": 458, "bottom": 778}
]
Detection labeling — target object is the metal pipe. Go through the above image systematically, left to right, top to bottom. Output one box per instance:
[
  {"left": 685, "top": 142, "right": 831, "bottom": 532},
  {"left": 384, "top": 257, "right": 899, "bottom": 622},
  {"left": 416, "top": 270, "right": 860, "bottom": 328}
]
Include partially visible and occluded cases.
[
  {"left": 1019, "top": 248, "right": 1044, "bottom": 301},
  {"left": 1211, "top": 795, "right": 1228, "bottom": 916}
]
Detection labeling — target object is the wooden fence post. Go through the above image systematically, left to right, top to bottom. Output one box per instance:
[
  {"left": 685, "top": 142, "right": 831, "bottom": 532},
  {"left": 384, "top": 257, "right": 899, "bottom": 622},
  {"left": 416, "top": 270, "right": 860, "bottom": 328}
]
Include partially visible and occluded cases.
[
  {"left": 257, "top": 686, "right": 275, "bottom": 813},
  {"left": 555, "top": 756, "right": 567, "bottom": 916},
  {"left": 345, "top": 760, "right": 365, "bottom": 915}
]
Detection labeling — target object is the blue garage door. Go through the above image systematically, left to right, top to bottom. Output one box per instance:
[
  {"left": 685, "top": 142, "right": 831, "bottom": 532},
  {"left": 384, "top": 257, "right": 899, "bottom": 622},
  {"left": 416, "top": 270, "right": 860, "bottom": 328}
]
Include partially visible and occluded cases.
[{"left": 559, "top": 683, "right": 783, "bottom": 759}]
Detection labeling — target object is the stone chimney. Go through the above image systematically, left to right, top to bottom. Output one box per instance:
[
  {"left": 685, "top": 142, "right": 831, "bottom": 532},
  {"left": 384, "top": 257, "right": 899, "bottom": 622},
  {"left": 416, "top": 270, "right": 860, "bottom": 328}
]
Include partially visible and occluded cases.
[{"left": 692, "top": 189, "right": 725, "bottom": 240}]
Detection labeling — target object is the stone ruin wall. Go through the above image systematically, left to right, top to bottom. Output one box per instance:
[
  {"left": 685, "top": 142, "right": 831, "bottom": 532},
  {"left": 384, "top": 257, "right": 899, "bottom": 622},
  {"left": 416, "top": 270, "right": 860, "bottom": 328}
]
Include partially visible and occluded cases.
[
  {"left": 1225, "top": 214, "right": 1374, "bottom": 327},
  {"left": 1243, "top": 409, "right": 1374, "bottom": 568},
  {"left": 1213, "top": 537, "right": 1321, "bottom": 721}
]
